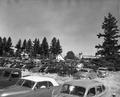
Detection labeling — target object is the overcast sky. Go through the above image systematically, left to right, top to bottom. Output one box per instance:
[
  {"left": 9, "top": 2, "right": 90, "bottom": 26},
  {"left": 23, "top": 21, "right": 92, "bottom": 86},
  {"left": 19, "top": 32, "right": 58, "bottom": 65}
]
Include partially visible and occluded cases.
[{"left": 0, "top": 0, "right": 120, "bottom": 56}]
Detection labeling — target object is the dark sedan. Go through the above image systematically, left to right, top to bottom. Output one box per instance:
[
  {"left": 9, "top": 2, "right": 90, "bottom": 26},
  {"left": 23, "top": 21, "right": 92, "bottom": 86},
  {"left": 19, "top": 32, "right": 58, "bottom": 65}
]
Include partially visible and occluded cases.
[{"left": 0, "top": 68, "right": 21, "bottom": 89}]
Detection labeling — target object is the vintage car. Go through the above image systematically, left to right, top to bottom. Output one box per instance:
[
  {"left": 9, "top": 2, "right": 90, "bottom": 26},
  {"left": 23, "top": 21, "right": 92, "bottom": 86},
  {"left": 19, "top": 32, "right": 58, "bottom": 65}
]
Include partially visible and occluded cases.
[
  {"left": 0, "top": 67, "right": 21, "bottom": 89},
  {"left": 97, "top": 67, "right": 109, "bottom": 78},
  {"left": 73, "top": 68, "right": 97, "bottom": 79},
  {"left": 0, "top": 75, "right": 59, "bottom": 97},
  {"left": 52, "top": 79, "right": 111, "bottom": 97}
]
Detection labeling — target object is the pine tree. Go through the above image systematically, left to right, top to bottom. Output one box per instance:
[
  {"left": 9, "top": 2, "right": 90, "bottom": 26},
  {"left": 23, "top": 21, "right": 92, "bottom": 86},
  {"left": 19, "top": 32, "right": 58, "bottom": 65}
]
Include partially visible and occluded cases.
[
  {"left": 95, "top": 13, "right": 120, "bottom": 65},
  {"left": 0, "top": 37, "right": 3, "bottom": 56},
  {"left": 2, "top": 37, "right": 7, "bottom": 56},
  {"left": 6, "top": 37, "right": 12, "bottom": 52},
  {"left": 6, "top": 37, "right": 13, "bottom": 56},
  {"left": 41, "top": 37, "right": 49, "bottom": 58},
  {"left": 50, "top": 37, "right": 57, "bottom": 55},
  {"left": 33, "top": 38, "right": 40, "bottom": 57},
  {"left": 15, "top": 39, "right": 22, "bottom": 57},
  {"left": 16, "top": 39, "right": 22, "bottom": 50},
  {"left": 22, "top": 39, "right": 27, "bottom": 51},
  {"left": 26, "top": 39, "right": 32, "bottom": 54},
  {"left": 56, "top": 39, "right": 62, "bottom": 55}
]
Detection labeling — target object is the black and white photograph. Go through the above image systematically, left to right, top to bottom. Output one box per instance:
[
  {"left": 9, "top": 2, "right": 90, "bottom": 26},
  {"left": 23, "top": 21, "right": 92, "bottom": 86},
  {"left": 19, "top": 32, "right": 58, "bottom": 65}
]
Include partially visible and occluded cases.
[{"left": 0, "top": 0, "right": 120, "bottom": 97}]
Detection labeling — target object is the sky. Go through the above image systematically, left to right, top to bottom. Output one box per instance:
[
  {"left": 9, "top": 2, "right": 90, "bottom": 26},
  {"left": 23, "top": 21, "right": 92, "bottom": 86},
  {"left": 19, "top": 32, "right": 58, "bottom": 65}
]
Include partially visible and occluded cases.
[{"left": 0, "top": 0, "right": 120, "bottom": 56}]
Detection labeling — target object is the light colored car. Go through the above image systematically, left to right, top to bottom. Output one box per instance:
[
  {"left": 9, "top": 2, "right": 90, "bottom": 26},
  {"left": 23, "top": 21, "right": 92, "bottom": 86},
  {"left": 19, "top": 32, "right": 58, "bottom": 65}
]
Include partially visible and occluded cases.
[
  {"left": 97, "top": 67, "right": 109, "bottom": 78},
  {"left": 73, "top": 68, "right": 97, "bottom": 79},
  {"left": 0, "top": 75, "right": 59, "bottom": 97},
  {"left": 52, "top": 79, "right": 111, "bottom": 97}
]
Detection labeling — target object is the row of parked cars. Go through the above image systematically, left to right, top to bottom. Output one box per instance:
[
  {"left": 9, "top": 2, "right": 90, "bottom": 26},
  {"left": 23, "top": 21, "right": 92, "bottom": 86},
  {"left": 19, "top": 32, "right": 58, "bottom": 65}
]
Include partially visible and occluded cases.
[
  {"left": 0, "top": 66, "right": 114, "bottom": 97},
  {"left": 73, "top": 67, "right": 109, "bottom": 80},
  {"left": 0, "top": 74, "right": 111, "bottom": 97}
]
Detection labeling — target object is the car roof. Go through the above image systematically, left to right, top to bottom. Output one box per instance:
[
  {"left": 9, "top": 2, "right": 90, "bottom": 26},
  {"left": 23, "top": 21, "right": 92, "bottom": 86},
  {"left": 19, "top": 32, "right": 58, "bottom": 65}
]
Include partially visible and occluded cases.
[
  {"left": 21, "top": 75, "right": 59, "bottom": 86},
  {"left": 65, "top": 79, "right": 103, "bottom": 88}
]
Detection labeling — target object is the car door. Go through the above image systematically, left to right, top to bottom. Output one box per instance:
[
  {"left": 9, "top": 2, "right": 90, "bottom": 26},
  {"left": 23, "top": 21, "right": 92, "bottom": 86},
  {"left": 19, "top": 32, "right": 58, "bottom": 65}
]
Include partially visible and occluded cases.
[{"left": 29, "top": 81, "right": 54, "bottom": 97}]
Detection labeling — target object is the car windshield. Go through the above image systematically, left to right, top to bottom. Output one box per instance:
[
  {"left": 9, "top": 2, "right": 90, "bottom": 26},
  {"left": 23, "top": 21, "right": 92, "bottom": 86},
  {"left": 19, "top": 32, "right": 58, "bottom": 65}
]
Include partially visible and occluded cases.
[
  {"left": 16, "top": 79, "right": 35, "bottom": 89},
  {"left": 61, "top": 84, "right": 86, "bottom": 97}
]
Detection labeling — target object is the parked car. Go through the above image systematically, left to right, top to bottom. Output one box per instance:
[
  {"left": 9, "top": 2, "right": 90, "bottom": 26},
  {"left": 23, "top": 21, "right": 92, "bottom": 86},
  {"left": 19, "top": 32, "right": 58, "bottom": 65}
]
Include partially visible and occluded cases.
[
  {"left": 0, "top": 67, "right": 21, "bottom": 89},
  {"left": 97, "top": 67, "right": 109, "bottom": 78},
  {"left": 73, "top": 68, "right": 97, "bottom": 79},
  {"left": 0, "top": 75, "right": 59, "bottom": 97},
  {"left": 52, "top": 79, "right": 112, "bottom": 97}
]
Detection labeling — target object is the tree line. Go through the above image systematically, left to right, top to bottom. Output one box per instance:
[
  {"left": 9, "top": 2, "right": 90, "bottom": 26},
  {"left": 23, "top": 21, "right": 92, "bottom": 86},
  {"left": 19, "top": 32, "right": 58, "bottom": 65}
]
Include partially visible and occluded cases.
[
  {"left": 0, "top": 12, "right": 120, "bottom": 69},
  {"left": 0, "top": 37, "right": 62, "bottom": 59},
  {"left": 0, "top": 37, "right": 13, "bottom": 56}
]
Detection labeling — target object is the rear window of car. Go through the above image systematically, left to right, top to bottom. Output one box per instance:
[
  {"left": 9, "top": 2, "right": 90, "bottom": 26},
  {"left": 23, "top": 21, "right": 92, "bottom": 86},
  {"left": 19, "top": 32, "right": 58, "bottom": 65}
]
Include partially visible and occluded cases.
[
  {"left": 11, "top": 71, "right": 20, "bottom": 78},
  {"left": 61, "top": 84, "right": 86, "bottom": 96}
]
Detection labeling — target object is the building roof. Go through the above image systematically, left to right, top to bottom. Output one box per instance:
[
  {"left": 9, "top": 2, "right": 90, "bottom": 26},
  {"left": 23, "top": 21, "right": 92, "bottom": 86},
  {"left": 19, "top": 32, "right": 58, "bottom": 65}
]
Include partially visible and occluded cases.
[
  {"left": 22, "top": 75, "right": 59, "bottom": 86},
  {"left": 65, "top": 79, "right": 102, "bottom": 88}
]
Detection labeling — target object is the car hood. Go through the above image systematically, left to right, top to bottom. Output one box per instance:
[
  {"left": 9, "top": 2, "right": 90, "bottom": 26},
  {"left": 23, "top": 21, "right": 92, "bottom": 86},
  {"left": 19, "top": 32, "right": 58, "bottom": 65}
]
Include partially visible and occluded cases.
[{"left": 0, "top": 85, "right": 31, "bottom": 97}]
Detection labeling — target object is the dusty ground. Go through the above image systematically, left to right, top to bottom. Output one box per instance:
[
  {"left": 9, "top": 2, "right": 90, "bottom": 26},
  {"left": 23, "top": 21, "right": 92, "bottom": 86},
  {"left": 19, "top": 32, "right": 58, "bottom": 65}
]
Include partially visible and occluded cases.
[{"left": 22, "top": 71, "right": 120, "bottom": 97}]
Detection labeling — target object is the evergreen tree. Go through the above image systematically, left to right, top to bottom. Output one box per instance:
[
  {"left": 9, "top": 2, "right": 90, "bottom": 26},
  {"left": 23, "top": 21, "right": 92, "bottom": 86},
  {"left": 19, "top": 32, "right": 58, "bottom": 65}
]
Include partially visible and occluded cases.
[
  {"left": 95, "top": 13, "right": 120, "bottom": 66},
  {"left": 0, "top": 37, "right": 3, "bottom": 56},
  {"left": 2, "top": 37, "right": 7, "bottom": 56},
  {"left": 6, "top": 37, "right": 12, "bottom": 52},
  {"left": 6, "top": 37, "right": 13, "bottom": 56},
  {"left": 41, "top": 37, "right": 49, "bottom": 58},
  {"left": 50, "top": 37, "right": 57, "bottom": 55},
  {"left": 32, "top": 38, "right": 40, "bottom": 56},
  {"left": 15, "top": 39, "right": 22, "bottom": 57},
  {"left": 15, "top": 39, "right": 22, "bottom": 50},
  {"left": 22, "top": 39, "right": 27, "bottom": 51},
  {"left": 26, "top": 39, "right": 32, "bottom": 53},
  {"left": 37, "top": 39, "right": 42, "bottom": 55},
  {"left": 56, "top": 39, "right": 62, "bottom": 55}
]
